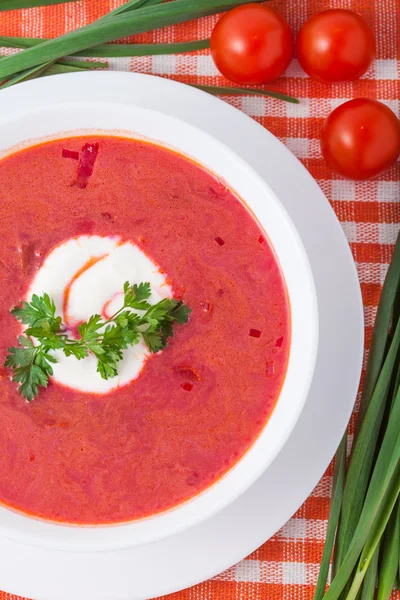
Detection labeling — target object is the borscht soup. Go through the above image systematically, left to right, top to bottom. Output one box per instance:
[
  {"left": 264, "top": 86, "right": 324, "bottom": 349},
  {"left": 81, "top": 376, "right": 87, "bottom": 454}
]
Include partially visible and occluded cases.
[{"left": 0, "top": 136, "right": 290, "bottom": 524}]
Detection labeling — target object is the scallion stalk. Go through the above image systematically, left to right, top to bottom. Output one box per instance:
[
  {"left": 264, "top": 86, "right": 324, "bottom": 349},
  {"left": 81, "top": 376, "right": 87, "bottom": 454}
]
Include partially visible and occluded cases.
[
  {"left": 0, "top": 0, "right": 265, "bottom": 80},
  {"left": 0, "top": 0, "right": 74, "bottom": 9},
  {"left": 0, "top": 36, "right": 211, "bottom": 57},
  {"left": 313, "top": 434, "right": 347, "bottom": 600}
]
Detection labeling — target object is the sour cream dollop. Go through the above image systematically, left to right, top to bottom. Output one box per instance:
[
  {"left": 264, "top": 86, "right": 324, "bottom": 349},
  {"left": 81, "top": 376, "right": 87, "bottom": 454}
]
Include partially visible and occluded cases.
[{"left": 27, "top": 235, "right": 172, "bottom": 394}]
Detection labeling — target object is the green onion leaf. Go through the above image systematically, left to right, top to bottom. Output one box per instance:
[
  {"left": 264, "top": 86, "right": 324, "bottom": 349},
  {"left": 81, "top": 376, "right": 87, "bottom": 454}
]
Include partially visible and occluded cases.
[
  {"left": 0, "top": 0, "right": 265, "bottom": 80},
  {"left": 0, "top": 0, "right": 75, "bottom": 9},
  {"left": 0, "top": 0, "right": 162, "bottom": 12},
  {"left": 95, "top": 0, "right": 167, "bottom": 23},
  {"left": 0, "top": 36, "right": 210, "bottom": 57},
  {"left": 75, "top": 39, "right": 210, "bottom": 57},
  {"left": 57, "top": 58, "right": 107, "bottom": 69},
  {"left": 0, "top": 60, "right": 53, "bottom": 88},
  {"left": 193, "top": 84, "right": 299, "bottom": 104},
  {"left": 334, "top": 231, "right": 400, "bottom": 573},
  {"left": 357, "top": 231, "right": 400, "bottom": 431},
  {"left": 323, "top": 362, "right": 400, "bottom": 599},
  {"left": 313, "top": 434, "right": 347, "bottom": 600},
  {"left": 345, "top": 462, "right": 400, "bottom": 600},
  {"left": 376, "top": 500, "right": 400, "bottom": 599},
  {"left": 360, "top": 548, "right": 379, "bottom": 600}
]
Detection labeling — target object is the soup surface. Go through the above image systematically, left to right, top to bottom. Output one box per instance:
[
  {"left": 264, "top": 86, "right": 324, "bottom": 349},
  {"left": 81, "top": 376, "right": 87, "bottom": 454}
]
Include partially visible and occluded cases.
[{"left": 0, "top": 136, "right": 290, "bottom": 524}]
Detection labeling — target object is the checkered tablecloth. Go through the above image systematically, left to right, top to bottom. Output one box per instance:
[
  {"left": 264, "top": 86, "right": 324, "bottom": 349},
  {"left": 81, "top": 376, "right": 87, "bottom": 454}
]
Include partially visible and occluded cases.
[{"left": 0, "top": 0, "right": 399, "bottom": 598}]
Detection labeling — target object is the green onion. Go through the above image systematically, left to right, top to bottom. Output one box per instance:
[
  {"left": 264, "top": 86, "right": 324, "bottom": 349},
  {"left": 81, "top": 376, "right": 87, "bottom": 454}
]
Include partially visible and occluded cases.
[
  {"left": 0, "top": 0, "right": 265, "bottom": 80},
  {"left": 0, "top": 0, "right": 75, "bottom": 9},
  {"left": 0, "top": 0, "right": 162, "bottom": 11},
  {"left": 95, "top": 0, "right": 166, "bottom": 23},
  {"left": 0, "top": 36, "right": 211, "bottom": 57},
  {"left": 0, "top": 37, "right": 37, "bottom": 48},
  {"left": 76, "top": 39, "right": 210, "bottom": 56},
  {"left": 0, "top": 57, "right": 106, "bottom": 87},
  {"left": 56, "top": 58, "right": 107, "bottom": 69},
  {"left": 0, "top": 61, "right": 54, "bottom": 88},
  {"left": 36, "top": 62, "right": 91, "bottom": 75},
  {"left": 43, "top": 62, "right": 104, "bottom": 74},
  {"left": 193, "top": 84, "right": 299, "bottom": 104},
  {"left": 315, "top": 230, "right": 400, "bottom": 600},
  {"left": 315, "top": 231, "right": 400, "bottom": 599},
  {"left": 333, "top": 232, "right": 400, "bottom": 574},
  {"left": 356, "top": 233, "right": 400, "bottom": 432},
  {"left": 331, "top": 337, "right": 398, "bottom": 575},
  {"left": 375, "top": 365, "right": 400, "bottom": 600},
  {"left": 323, "top": 366, "right": 400, "bottom": 599},
  {"left": 313, "top": 434, "right": 347, "bottom": 600},
  {"left": 346, "top": 461, "right": 400, "bottom": 600},
  {"left": 376, "top": 501, "right": 400, "bottom": 599},
  {"left": 398, "top": 529, "right": 400, "bottom": 591},
  {"left": 360, "top": 549, "right": 379, "bottom": 600}
]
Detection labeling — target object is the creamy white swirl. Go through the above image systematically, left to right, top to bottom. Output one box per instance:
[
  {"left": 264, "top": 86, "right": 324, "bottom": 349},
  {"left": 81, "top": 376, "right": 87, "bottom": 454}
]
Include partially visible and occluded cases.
[{"left": 27, "top": 235, "right": 172, "bottom": 394}]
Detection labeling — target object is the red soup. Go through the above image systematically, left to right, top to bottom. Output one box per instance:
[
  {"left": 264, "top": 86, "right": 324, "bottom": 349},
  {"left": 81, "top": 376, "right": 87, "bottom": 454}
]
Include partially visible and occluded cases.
[{"left": 0, "top": 136, "right": 290, "bottom": 524}]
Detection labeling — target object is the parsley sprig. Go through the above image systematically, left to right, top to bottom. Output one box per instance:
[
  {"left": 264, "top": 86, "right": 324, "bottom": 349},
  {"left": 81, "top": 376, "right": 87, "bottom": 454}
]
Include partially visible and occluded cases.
[{"left": 5, "top": 282, "right": 191, "bottom": 401}]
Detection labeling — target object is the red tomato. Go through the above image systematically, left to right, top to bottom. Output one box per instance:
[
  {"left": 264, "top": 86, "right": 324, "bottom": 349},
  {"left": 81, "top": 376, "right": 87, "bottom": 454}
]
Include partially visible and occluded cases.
[
  {"left": 210, "top": 4, "right": 294, "bottom": 84},
  {"left": 297, "top": 9, "right": 375, "bottom": 83},
  {"left": 321, "top": 99, "right": 400, "bottom": 180}
]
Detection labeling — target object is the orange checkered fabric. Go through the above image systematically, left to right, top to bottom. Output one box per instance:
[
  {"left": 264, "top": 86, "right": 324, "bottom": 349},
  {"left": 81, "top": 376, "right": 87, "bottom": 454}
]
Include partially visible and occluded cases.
[{"left": 0, "top": 0, "right": 399, "bottom": 599}]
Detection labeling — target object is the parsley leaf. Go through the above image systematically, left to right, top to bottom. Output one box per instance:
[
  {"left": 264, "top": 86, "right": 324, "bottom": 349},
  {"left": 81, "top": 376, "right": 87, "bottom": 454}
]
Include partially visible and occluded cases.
[
  {"left": 123, "top": 281, "right": 151, "bottom": 311},
  {"left": 5, "top": 282, "right": 191, "bottom": 401},
  {"left": 12, "top": 293, "right": 60, "bottom": 329},
  {"left": 78, "top": 314, "right": 103, "bottom": 343},
  {"left": 5, "top": 338, "right": 54, "bottom": 402}
]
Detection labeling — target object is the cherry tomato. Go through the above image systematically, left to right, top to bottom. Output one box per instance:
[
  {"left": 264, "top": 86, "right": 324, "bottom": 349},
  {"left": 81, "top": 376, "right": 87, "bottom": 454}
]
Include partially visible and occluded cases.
[
  {"left": 210, "top": 4, "right": 294, "bottom": 84},
  {"left": 297, "top": 9, "right": 375, "bottom": 83},
  {"left": 321, "top": 99, "right": 400, "bottom": 180}
]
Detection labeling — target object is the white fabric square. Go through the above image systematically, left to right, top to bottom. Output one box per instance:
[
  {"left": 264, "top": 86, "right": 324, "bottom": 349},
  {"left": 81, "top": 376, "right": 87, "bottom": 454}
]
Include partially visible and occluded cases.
[
  {"left": 152, "top": 55, "right": 177, "bottom": 75},
  {"left": 196, "top": 55, "right": 219, "bottom": 76},
  {"left": 108, "top": 57, "right": 131, "bottom": 72},
  {"left": 375, "top": 59, "right": 398, "bottom": 80},
  {"left": 241, "top": 96, "right": 266, "bottom": 117},
  {"left": 286, "top": 98, "right": 310, "bottom": 118},
  {"left": 285, "top": 137, "right": 309, "bottom": 159},
  {"left": 332, "top": 180, "right": 356, "bottom": 201},
  {"left": 378, "top": 181, "right": 400, "bottom": 202},
  {"left": 341, "top": 221, "right": 357, "bottom": 243},
  {"left": 379, "top": 222, "right": 399, "bottom": 244},
  {"left": 279, "top": 518, "right": 307, "bottom": 539},
  {"left": 235, "top": 559, "right": 261, "bottom": 582},
  {"left": 282, "top": 561, "right": 307, "bottom": 585}
]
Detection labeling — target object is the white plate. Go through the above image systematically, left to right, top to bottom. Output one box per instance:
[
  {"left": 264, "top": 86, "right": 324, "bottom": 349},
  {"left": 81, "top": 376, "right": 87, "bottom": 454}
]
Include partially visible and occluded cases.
[{"left": 0, "top": 72, "right": 363, "bottom": 600}]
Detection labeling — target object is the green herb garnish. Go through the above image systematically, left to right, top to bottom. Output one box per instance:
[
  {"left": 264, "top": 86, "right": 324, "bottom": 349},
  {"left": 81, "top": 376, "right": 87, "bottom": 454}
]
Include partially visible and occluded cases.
[{"left": 5, "top": 282, "right": 191, "bottom": 402}]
